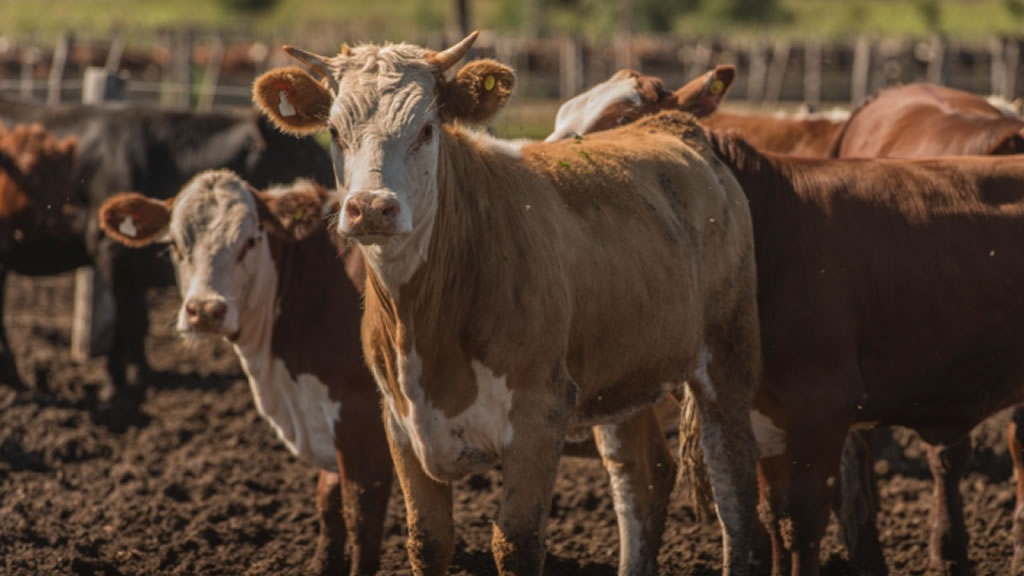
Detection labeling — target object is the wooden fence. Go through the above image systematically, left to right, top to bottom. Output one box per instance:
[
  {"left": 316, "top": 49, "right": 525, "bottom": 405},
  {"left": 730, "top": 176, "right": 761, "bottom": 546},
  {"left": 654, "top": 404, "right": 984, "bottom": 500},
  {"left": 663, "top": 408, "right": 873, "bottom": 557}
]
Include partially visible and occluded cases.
[{"left": 2, "top": 30, "right": 1024, "bottom": 111}]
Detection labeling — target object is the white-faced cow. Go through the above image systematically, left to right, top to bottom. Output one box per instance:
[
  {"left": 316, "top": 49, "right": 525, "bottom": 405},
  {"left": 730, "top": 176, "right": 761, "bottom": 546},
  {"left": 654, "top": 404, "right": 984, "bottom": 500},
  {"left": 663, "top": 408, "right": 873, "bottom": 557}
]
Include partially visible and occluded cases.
[
  {"left": 253, "top": 33, "right": 762, "bottom": 576},
  {"left": 97, "top": 171, "right": 391, "bottom": 576}
]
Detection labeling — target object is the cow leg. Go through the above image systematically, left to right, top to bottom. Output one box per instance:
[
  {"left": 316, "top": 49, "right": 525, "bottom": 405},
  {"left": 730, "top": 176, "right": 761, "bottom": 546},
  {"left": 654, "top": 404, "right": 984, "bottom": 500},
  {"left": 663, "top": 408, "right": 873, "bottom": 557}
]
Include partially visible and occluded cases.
[
  {"left": 0, "top": 266, "right": 22, "bottom": 388},
  {"left": 493, "top": 382, "right": 571, "bottom": 576},
  {"left": 593, "top": 406, "right": 676, "bottom": 576},
  {"left": 1009, "top": 408, "right": 1024, "bottom": 575},
  {"left": 385, "top": 411, "right": 453, "bottom": 576},
  {"left": 336, "top": 418, "right": 393, "bottom": 576},
  {"left": 833, "top": 431, "right": 887, "bottom": 575},
  {"left": 925, "top": 436, "right": 971, "bottom": 575},
  {"left": 757, "top": 455, "right": 791, "bottom": 576},
  {"left": 311, "top": 470, "right": 347, "bottom": 576}
]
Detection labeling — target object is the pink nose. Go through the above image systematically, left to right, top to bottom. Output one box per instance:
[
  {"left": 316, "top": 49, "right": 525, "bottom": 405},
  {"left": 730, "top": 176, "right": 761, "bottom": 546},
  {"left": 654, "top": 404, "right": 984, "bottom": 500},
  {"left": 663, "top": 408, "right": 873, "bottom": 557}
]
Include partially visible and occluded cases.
[
  {"left": 343, "top": 191, "right": 400, "bottom": 236},
  {"left": 184, "top": 299, "right": 227, "bottom": 330}
]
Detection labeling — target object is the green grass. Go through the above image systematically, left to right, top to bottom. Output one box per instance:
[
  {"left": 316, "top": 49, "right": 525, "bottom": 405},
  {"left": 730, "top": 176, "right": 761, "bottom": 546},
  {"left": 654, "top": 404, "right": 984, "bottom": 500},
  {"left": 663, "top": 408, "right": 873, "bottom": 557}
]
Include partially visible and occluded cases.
[{"left": 1, "top": 0, "right": 1021, "bottom": 43}]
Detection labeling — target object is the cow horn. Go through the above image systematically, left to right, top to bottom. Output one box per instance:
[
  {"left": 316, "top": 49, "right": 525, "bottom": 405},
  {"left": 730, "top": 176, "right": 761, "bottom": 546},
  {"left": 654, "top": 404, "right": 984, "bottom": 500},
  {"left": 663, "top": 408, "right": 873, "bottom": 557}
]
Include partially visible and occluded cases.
[
  {"left": 430, "top": 31, "right": 479, "bottom": 73},
  {"left": 283, "top": 45, "right": 339, "bottom": 92}
]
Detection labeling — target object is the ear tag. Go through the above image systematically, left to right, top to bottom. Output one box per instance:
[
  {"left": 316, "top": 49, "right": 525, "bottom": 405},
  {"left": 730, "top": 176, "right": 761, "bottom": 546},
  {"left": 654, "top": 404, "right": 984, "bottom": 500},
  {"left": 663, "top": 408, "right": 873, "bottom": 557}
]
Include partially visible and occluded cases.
[
  {"left": 484, "top": 74, "right": 496, "bottom": 91},
  {"left": 709, "top": 79, "right": 724, "bottom": 95},
  {"left": 278, "top": 90, "right": 297, "bottom": 117},
  {"left": 294, "top": 207, "right": 305, "bottom": 221},
  {"left": 119, "top": 215, "right": 137, "bottom": 238}
]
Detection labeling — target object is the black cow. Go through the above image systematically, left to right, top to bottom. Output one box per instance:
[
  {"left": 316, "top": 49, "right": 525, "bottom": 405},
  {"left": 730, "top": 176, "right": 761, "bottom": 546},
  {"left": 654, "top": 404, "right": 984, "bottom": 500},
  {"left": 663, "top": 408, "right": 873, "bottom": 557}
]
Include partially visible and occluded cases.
[{"left": 0, "top": 99, "right": 333, "bottom": 391}]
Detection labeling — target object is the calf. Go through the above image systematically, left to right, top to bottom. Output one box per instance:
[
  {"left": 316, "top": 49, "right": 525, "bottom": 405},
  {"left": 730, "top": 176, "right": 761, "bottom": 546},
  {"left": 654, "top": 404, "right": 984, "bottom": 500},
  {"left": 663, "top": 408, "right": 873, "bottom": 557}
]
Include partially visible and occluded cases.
[
  {"left": 254, "top": 34, "right": 762, "bottom": 576},
  {"left": 834, "top": 81, "right": 1024, "bottom": 574},
  {"left": 0, "top": 100, "right": 332, "bottom": 392},
  {"left": 707, "top": 134, "right": 1024, "bottom": 576},
  {"left": 97, "top": 171, "right": 391, "bottom": 576}
]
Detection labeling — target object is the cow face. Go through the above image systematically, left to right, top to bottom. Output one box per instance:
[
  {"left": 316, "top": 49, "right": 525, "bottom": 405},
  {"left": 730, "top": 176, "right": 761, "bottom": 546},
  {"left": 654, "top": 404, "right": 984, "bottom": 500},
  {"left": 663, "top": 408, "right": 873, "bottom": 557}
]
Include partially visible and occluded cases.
[
  {"left": 253, "top": 33, "right": 515, "bottom": 249},
  {"left": 546, "top": 65, "right": 736, "bottom": 141},
  {"left": 99, "top": 170, "right": 327, "bottom": 339}
]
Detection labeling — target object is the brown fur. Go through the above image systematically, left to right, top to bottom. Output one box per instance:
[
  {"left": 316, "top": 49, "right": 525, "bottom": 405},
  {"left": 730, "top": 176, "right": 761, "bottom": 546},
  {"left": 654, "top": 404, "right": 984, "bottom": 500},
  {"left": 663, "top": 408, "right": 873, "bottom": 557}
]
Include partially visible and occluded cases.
[
  {"left": 440, "top": 59, "right": 516, "bottom": 124},
  {"left": 252, "top": 67, "right": 333, "bottom": 136},
  {"left": 833, "top": 82, "right": 1024, "bottom": 158},
  {"left": 702, "top": 112, "right": 844, "bottom": 157},
  {"left": 709, "top": 132, "right": 1024, "bottom": 575},
  {"left": 256, "top": 179, "right": 329, "bottom": 242},
  {"left": 97, "top": 193, "right": 173, "bottom": 248}
]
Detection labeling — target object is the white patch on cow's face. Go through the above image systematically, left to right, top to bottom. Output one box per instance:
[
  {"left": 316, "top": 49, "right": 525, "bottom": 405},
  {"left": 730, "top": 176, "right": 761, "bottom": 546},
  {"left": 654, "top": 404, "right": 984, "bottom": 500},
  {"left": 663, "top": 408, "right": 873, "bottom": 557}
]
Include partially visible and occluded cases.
[
  {"left": 327, "top": 46, "right": 441, "bottom": 287},
  {"left": 546, "top": 76, "right": 642, "bottom": 142},
  {"left": 168, "top": 171, "right": 268, "bottom": 337},
  {"left": 387, "top": 346, "right": 514, "bottom": 480},
  {"left": 235, "top": 355, "right": 341, "bottom": 471},
  {"left": 751, "top": 409, "right": 786, "bottom": 458}
]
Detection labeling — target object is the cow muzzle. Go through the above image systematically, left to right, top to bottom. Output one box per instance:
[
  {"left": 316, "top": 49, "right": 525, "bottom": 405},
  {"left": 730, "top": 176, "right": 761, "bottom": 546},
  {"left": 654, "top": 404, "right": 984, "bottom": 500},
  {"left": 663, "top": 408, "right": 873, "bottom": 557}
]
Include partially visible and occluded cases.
[
  {"left": 339, "top": 190, "right": 404, "bottom": 240},
  {"left": 183, "top": 297, "right": 229, "bottom": 333}
]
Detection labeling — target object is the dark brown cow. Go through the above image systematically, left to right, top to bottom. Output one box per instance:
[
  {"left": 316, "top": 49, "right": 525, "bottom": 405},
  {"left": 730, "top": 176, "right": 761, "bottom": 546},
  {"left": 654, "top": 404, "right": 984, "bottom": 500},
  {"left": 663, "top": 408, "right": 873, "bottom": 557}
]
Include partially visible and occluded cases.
[
  {"left": 834, "top": 81, "right": 1024, "bottom": 574},
  {"left": 833, "top": 82, "right": 1024, "bottom": 158},
  {"left": 706, "top": 134, "right": 1024, "bottom": 576},
  {"left": 98, "top": 171, "right": 391, "bottom": 576}
]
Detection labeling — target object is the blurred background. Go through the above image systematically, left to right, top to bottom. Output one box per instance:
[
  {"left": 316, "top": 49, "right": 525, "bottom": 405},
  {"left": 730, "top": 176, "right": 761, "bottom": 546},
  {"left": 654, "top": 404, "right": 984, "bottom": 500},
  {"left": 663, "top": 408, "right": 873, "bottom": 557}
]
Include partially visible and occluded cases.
[{"left": 2, "top": 0, "right": 1023, "bottom": 138}]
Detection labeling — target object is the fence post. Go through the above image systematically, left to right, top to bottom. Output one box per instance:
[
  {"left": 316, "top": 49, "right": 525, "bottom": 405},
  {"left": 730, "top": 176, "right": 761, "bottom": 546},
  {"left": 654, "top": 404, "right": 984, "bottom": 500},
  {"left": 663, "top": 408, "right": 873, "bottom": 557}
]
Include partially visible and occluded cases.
[
  {"left": 47, "top": 32, "right": 72, "bottom": 105},
  {"left": 197, "top": 35, "right": 224, "bottom": 111},
  {"left": 851, "top": 35, "right": 871, "bottom": 107},
  {"left": 925, "top": 35, "right": 945, "bottom": 85},
  {"left": 559, "top": 37, "right": 582, "bottom": 100},
  {"left": 991, "top": 37, "right": 1006, "bottom": 97},
  {"left": 764, "top": 39, "right": 791, "bottom": 104},
  {"left": 1004, "top": 39, "right": 1019, "bottom": 99},
  {"left": 747, "top": 40, "right": 767, "bottom": 103},
  {"left": 804, "top": 40, "right": 822, "bottom": 107},
  {"left": 20, "top": 46, "right": 39, "bottom": 101},
  {"left": 71, "top": 67, "right": 124, "bottom": 363}
]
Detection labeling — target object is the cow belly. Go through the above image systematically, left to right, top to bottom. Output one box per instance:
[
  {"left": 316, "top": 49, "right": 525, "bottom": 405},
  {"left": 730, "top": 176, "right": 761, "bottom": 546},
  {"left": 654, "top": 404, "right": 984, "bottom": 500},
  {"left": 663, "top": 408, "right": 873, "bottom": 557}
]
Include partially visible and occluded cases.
[
  {"left": 390, "top": 353, "right": 513, "bottom": 481},
  {"left": 241, "top": 357, "right": 341, "bottom": 471}
]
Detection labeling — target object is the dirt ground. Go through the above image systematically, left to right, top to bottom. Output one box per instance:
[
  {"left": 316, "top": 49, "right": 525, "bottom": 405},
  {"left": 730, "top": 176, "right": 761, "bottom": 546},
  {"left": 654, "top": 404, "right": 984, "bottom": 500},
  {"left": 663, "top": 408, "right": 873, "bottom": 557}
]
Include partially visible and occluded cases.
[{"left": 0, "top": 273, "right": 1017, "bottom": 575}]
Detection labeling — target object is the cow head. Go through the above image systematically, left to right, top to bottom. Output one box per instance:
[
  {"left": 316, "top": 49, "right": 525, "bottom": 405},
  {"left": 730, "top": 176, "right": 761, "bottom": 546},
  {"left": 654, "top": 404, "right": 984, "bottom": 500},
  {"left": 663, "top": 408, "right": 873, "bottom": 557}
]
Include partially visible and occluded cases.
[
  {"left": 252, "top": 32, "right": 515, "bottom": 251},
  {"left": 546, "top": 65, "right": 736, "bottom": 141},
  {"left": 99, "top": 170, "right": 328, "bottom": 338}
]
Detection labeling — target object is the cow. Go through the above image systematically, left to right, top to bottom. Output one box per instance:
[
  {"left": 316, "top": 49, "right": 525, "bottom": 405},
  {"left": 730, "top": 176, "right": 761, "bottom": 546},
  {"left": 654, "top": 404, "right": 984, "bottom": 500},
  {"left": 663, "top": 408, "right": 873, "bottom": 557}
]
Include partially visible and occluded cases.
[
  {"left": 253, "top": 33, "right": 763, "bottom": 576},
  {"left": 548, "top": 66, "right": 845, "bottom": 157},
  {"left": 549, "top": 67, "right": 886, "bottom": 574},
  {"left": 832, "top": 82, "right": 1024, "bottom": 574},
  {"left": 832, "top": 82, "right": 1024, "bottom": 158},
  {"left": 0, "top": 100, "right": 333, "bottom": 395},
  {"left": 0, "top": 122, "right": 80, "bottom": 385},
  {"left": 698, "top": 133, "right": 1024, "bottom": 576},
  {"left": 96, "top": 170, "right": 392, "bottom": 576}
]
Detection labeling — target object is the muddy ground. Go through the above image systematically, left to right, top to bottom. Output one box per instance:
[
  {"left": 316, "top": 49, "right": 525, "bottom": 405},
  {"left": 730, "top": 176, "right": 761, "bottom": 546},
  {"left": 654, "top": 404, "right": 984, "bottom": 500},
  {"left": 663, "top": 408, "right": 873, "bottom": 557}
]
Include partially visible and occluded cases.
[{"left": 0, "top": 272, "right": 1017, "bottom": 575}]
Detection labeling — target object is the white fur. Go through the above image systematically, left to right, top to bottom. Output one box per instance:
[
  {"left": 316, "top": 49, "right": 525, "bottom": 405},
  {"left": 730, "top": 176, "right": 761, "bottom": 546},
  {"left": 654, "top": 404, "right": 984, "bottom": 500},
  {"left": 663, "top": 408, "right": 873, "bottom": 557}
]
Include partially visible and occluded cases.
[
  {"left": 546, "top": 76, "right": 641, "bottom": 142},
  {"left": 277, "top": 90, "right": 297, "bottom": 117},
  {"left": 118, "top": 215, "right": 137, "bottom": 238},
  {"left": 693, "top": 345, "right": 714, "bottom": 401},
  {"left": 388, "top": 347, "right": 514, "bottom": 480},
  {"left": 236, "top": 355, "right": 341, "bottom": 470},
  {"left": 751, "top": 409, "right": 787, "bottom": 458},
  {"left": 595, "top": 423, "right": 645, "bottom": 574}
]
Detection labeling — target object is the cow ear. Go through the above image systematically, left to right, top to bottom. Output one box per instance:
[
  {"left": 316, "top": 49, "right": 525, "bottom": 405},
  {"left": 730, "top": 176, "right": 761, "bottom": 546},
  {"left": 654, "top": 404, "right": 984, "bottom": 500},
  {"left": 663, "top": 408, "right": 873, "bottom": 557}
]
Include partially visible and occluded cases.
[
  {"left": 440, "top": 59, "right": 516, "bottom": 125},
  {"left": 670, "top": 65, "right": 736, "bottom": 117},
  {"left": 253, "top": 67, "right": 333, "bottom": 136},
  {"left": 255, "top": 180, "right": 329, "bottom": 242},
  {"left": 99, "top": 193, "right": 173, "bottom": 247}
]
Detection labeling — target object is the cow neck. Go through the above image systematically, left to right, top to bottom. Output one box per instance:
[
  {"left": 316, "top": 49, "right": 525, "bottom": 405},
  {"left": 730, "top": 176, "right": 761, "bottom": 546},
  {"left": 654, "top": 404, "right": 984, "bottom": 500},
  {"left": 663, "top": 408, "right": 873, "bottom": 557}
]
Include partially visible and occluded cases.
[{"left": 362, "top": 127, "right": 522, "bottom": 418}]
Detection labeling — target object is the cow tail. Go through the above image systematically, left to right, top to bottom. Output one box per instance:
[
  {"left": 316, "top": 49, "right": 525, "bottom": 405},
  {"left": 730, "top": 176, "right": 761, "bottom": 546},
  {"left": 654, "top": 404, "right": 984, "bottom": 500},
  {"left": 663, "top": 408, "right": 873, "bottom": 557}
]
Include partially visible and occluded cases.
[{"left": 678, "top": 384, "right": 716, "bottom": 522}]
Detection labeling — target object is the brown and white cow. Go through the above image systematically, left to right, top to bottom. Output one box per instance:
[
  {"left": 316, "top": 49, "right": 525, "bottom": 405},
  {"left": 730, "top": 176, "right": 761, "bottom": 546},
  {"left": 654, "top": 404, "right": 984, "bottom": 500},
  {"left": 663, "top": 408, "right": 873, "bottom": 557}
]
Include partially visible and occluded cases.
[
  {"left": 254, "top": 33, "right": 762, "bottom": 576},
  {"left": 548, "top": 66, "right": 845, "bottom": 158},
  {"left": 833, "top": 81, "right": 1024, "bottom": 574},
  {"left": 703, "top": 135, "right": 1024, "bottom": 576},
  {"left": 97, "top": 171, "right": 392, "bottom": 576}
]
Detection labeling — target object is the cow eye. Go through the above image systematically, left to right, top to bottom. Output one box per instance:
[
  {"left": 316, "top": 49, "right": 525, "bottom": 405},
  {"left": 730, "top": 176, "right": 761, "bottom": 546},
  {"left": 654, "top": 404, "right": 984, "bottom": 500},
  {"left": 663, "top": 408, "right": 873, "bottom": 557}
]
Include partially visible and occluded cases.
[
  {"left": 414, "top": 123, "right": 434, "bottom": 150},
  {"left": 329, "top": 126, "right": 339, "bottom": 140},
  {"left": 237, "top": 236, "right": 258, "bottom": 262}
]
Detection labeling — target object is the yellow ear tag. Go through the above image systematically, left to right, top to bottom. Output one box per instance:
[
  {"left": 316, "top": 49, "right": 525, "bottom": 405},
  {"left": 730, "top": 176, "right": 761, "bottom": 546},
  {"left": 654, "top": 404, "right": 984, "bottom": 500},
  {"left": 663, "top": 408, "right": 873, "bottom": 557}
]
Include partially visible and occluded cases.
[
  {"left": 484, "top": 74, "right": 496, "bottom": 91},
  {"left": 710, "top": 79, "right": 724, "bottom": 95},
  {"left": 294, "top": 207, "right": 305, "bottom": 221}
]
